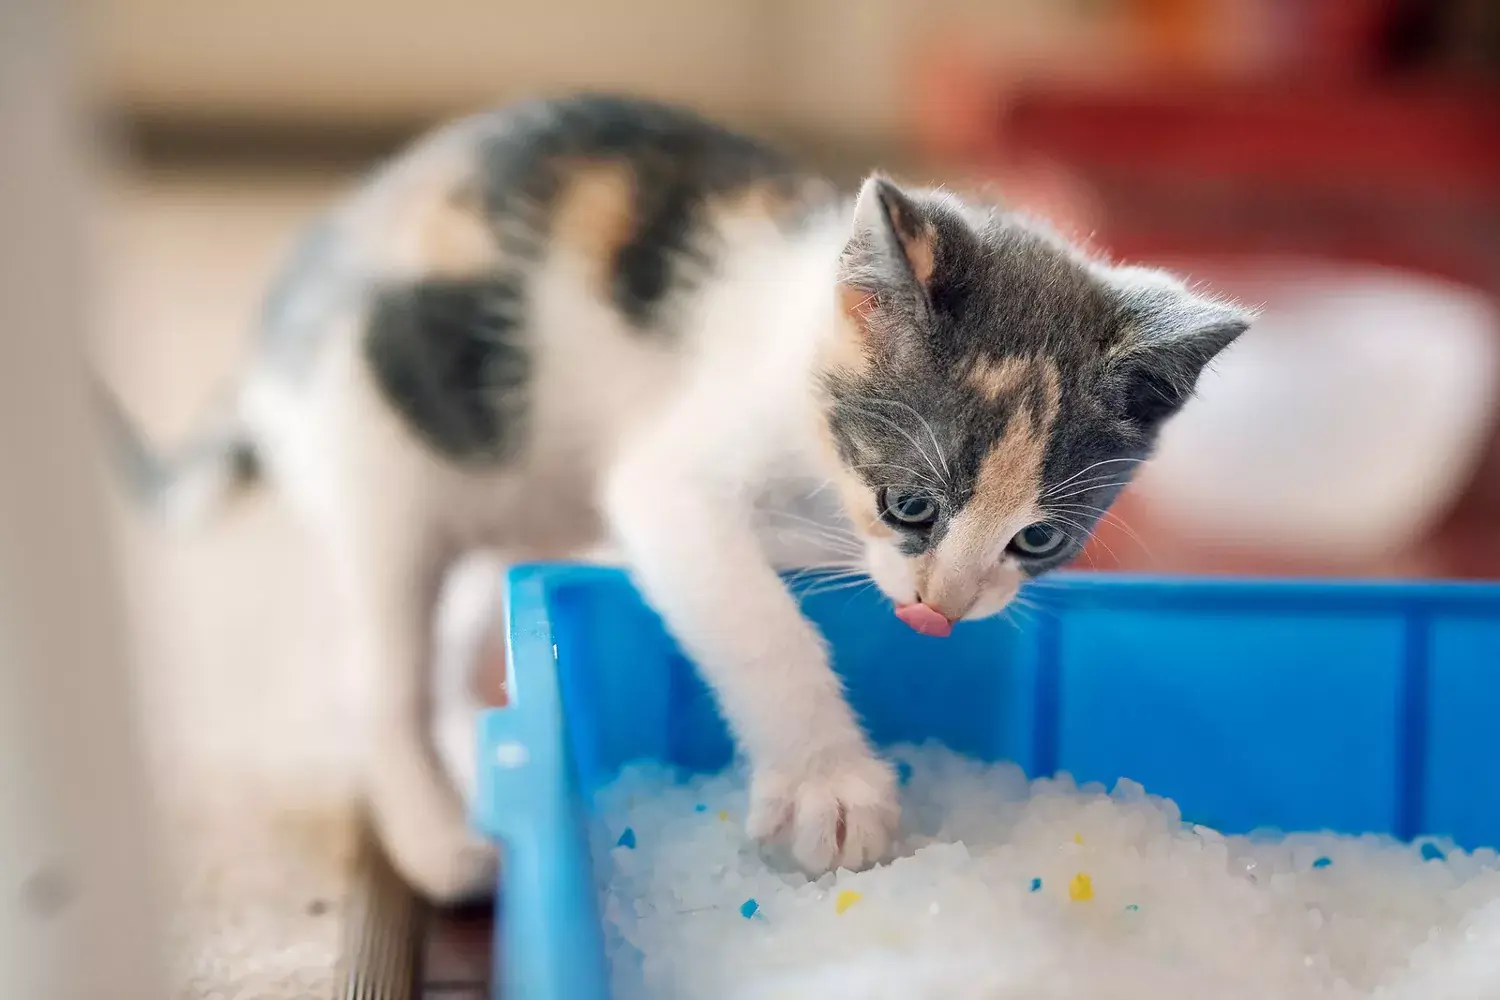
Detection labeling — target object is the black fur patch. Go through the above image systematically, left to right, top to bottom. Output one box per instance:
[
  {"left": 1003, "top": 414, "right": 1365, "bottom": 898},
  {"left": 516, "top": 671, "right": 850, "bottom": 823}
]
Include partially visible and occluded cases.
[{"left": 364, "top": 276, "right": 529, "bottom": 463}]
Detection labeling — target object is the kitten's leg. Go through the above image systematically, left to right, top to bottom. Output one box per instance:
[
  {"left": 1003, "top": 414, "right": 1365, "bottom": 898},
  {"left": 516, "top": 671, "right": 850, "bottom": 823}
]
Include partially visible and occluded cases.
[
  {"left": 605, "top": 448, "right": 898, "bottom": 873},
  {"left": 335, "top": 517, "right": 498, "bottom": 904},
  {"left": 432, "top": 549, "right": 510, "bottom": 807}
]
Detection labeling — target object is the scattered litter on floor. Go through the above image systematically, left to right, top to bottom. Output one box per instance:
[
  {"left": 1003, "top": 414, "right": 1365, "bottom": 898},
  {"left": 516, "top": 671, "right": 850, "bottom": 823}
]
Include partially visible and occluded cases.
[{"left": 593, "top": 744, "right": 1500, "bottom": 1000}]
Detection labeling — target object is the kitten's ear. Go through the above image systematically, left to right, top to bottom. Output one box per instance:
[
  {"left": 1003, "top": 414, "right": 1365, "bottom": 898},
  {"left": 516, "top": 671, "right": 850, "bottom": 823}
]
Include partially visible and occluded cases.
[
  {"left": 839, "top": 175, "right": 937, "bottom": 303},
  {"left": 1105, "top": 267, "right": 1252, "bottom": 428}
]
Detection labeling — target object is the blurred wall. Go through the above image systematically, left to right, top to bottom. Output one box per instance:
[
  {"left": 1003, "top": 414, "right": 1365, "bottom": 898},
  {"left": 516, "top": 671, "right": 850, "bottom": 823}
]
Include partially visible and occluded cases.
[{"left": 89, "top": 0, "right": 1138, "bottom": 143}]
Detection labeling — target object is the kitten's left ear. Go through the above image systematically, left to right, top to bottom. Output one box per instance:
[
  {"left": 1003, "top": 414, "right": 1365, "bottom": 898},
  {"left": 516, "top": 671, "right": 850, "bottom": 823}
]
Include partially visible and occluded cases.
[
  {"left": 840, "top": 175, "right": 937, "bottom": 298},
  {"left": 1106, "top": 267, "right": 1253, "bottom": 428}
]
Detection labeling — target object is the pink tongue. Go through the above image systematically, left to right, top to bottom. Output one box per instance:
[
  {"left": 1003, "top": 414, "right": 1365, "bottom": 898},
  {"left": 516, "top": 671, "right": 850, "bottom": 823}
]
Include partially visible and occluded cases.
[{"left": 895, "top": 603, "right": 953, "bottom": 638}]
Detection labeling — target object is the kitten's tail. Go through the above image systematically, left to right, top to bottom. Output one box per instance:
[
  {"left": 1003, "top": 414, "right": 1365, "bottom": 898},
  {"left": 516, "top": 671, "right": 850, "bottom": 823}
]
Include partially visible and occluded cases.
[{"left": 92, "top": 376, "right": 262, "bottom": 527}]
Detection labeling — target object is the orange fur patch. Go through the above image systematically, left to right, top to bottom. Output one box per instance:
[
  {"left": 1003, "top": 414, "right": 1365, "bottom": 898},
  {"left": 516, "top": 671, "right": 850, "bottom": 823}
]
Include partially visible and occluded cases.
[
  {"left": 360, "top": 143, "right": 498, "bottom": 278},
  {"left": 551, "top": 161, "right": 637, "bottom": 295},
  {"left": 411, "top": 185, "right": 498, "bottom": 277},
  {"left": 879, "top": 190, "right": 937, "bottom": 287},
  {"left": 899, "top": 225, "right": 936, "bottom": 287},
  {"left": 967, "top": 355, "right": 1031, "bottom": 402},
  {"left": 967, "top": 355, "right": 1063, "bottom": 407},
  {"left": 966, "top": 358, "right": 1061, "bottom": 526},
  {"left": 926, "top": 360, "right": 1062, "bottom": 611},
  {"left": 970, "top": 408, "right": 1048, "bottom": 524}
]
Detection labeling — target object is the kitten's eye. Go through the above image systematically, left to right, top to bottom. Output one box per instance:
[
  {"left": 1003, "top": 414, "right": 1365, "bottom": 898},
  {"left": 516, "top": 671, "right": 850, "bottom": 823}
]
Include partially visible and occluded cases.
[
  {"left": 879, "top": 487, "right": 939, "bottom": 528},
  {"left": 1008, "top": 522, "right": 1067, "bottom": 558}
]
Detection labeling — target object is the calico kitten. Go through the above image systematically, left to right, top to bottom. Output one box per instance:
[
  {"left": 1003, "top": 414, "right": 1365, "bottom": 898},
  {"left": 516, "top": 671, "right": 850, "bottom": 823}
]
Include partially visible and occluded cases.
[{"left": 104, "top": 95, "right": 1249, "bottom": 902}]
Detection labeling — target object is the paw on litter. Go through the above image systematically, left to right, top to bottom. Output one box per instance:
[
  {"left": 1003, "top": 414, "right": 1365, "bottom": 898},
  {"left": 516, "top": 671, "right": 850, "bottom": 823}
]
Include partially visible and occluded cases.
[{"left": 592, "top": 744, "right": 1500, "bottom": 1000}]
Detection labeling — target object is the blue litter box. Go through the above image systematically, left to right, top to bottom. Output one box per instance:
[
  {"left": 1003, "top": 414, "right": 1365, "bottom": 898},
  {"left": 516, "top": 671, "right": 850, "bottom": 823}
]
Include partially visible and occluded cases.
[{"left": 473, "top": 565, "right": 1500, "bottom": 1000}]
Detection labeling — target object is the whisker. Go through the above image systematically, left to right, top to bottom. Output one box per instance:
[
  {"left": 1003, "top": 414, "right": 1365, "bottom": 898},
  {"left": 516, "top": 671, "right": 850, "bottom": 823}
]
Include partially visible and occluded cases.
[
  {"left": 853, "top": 397, "right": 952, "bottom": 481},
  {"left": 839, "top": 401, "right": 950, "bottom": 488},
  {"left": 1043, "top": 458, "right": 1146, "bottom": 497},
  {"left": 849, "top": 463, "right": 943, "bottom": 490},
  {"left": 1043, "top": 478, "right": 1134, "bottom": 503},
  {"left": 800, "top": 479, "right": 837, "bottom": 501},
  {"left": 861, "top": 482, "right": 944, "bottom": 494},
  {"left": 1044, "top": 503, "right": 1155, "bottom": 563},
  {"left": 1048, "top": 504, "right": 1142, "bottom": 544},
  {"left": 759, "top": 507, "right": 860, "bottom": 534},
  {"left": 758, "top": 509, "right": 866, "bottom": 552},
  {"left": 1051, "top": 514, "right": 1121, "bottom": 568},
  {"left": 1041, "top": 515, "right": 1109, "bottom": 570},
  {"left": 770, "top": 527, "right": 865, "bottom": 556},
  {"left": 771, "top": 536, "right": 866, "bottom": 564},
  {"left": 784, "top": 561, "right": 864, "bottom": 586},
  {"left": 785, "top": 562, "right": 868, "bottom": 578},
  {"left": 794, "top": 563, "right": 871, "bottom": 579},
  {"left": 798, "top": 575, "right": 879, "bottom": 600},
  {"left": 789, "top": 576, "right": 871, "bottom": 598},
  {"left": 835, "top": 579, "right": 879, "bottom": 614},
  {"left": 1011, "top": 594, "right": 1043, "bottom": 614},
  {"left": 1003, "top": 601, "right": 1038, "bottom": 632}
]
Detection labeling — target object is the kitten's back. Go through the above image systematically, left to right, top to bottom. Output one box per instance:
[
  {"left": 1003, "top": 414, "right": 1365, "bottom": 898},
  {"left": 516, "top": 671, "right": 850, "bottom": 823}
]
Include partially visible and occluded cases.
[{"left": 250, "top": 96, "right": 831, "bottom": 467}]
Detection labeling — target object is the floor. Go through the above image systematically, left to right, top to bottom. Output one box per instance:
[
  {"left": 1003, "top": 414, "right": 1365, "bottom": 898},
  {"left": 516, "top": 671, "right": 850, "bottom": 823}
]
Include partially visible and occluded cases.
[{"left": 102, "top": 149, "right": 1500, "bottom": 1000}]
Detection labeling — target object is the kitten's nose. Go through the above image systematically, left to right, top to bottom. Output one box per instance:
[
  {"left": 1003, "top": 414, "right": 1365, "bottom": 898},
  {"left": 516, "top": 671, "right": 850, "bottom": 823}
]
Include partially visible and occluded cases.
[{"left": 895, "top": 602, "right": 953, "bottom": 638}]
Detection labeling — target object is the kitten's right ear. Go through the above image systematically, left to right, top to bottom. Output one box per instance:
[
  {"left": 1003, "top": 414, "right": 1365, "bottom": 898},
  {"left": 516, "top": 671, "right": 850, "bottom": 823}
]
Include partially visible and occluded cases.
[
  {"left": 839, "top": 176, "right": 936, "bottom": 315},
  {"left": 1104, "top": 267, "right": 1253, "bottom": 429}
]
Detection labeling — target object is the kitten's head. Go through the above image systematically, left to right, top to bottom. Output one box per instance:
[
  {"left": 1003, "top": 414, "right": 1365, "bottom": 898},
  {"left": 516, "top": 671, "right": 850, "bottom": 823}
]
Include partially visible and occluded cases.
[{"left": 815, "top": 176, "right": 1250, "bottom": 636}]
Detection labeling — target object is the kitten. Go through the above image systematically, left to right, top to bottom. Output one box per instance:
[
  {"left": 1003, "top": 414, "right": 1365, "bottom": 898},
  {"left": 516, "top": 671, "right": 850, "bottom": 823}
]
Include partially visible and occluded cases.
[{"left": 102, "top": 95, "right": 1249, "bottom": 903}]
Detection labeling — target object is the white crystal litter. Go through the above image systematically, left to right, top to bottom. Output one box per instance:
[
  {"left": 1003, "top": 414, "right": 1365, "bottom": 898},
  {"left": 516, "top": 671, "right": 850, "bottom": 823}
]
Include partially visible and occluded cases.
[{"left": 592, "top": 744, "right": 1500, "bottom": 1000}]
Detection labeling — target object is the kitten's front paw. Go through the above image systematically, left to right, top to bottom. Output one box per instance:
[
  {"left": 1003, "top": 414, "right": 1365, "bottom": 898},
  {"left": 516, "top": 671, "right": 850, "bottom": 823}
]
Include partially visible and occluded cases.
[{"left": 747, "top": 747, "right": 899, "bottom": 873}]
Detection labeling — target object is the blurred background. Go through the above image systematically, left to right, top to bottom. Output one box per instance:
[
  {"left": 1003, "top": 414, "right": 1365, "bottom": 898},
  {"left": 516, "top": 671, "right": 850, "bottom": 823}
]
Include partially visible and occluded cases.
[
  {"left": 38, "top": 0, "right": 1500, "bottom": 997},
  {"left": 91, "top": 0, "right": 1500, "bottom": 582}
]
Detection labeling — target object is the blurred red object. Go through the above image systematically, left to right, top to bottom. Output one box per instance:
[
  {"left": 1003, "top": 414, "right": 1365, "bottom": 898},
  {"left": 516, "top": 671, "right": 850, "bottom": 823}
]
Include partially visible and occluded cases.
[
  {"left": 916, "top": 74, "right": 1500, "bottom": 288},
  {"left": 1001, "top": 85, "right": 1500, "bottom": 289}
]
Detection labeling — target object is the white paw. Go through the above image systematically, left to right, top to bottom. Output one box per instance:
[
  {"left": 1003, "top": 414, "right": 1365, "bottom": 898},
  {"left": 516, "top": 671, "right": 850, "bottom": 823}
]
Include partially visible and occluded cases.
[{"left": 747, "top": 748, "right": 899, "bottom": 874}]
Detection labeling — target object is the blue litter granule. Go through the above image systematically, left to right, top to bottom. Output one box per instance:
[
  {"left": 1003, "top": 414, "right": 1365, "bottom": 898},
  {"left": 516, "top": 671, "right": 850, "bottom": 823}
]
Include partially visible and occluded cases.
[
  {"left": 896, "top": 760, "right": 914, "bottom": 786},
  {"left": 694, "top": 804, "right": 707, "bottom": 813},
  {"left": 616, "top": 828, "right": 637, "bottom": 850},
  {"left": 1421, "top": 842, "right": 1446, "bottom": 862},
  {"left": 1312, "top": 856, "right": 1332, "bottom": 869},
  {"left": 1029, "top": 878, "right": 1042, "bottom": 892},
  {"left": 739, "top": 898, "right": 759, "bottom": 919}
]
